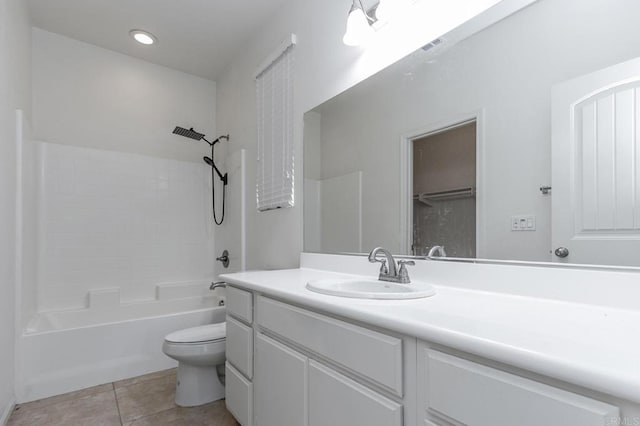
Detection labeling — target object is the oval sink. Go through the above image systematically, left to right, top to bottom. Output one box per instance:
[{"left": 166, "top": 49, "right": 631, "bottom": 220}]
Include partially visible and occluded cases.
[{"left": 306, "top": 279, "right": 436, "bottom": 300}]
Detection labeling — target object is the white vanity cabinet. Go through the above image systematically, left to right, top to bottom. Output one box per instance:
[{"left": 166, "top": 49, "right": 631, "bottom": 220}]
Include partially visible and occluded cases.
[
  {"left": 225, "top": 284, "right": 628, "bottom": 426},
  {"left": 226, "top": 287, "right": 415, "bottom": 426},
  {"left": 254, "top": 295, "right": 411, "bottom": 426}
]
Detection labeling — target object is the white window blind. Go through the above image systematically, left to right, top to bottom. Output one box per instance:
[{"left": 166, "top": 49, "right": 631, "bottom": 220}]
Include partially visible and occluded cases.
[{"left": 255, "top": 35, "right": 296, "bottom": 211}]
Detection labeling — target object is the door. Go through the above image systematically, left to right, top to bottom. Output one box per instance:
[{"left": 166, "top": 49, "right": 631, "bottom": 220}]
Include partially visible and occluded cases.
[
  {"left": 552, "top": 57, "right": 640, "bottom": 266},
  {"left": 411, "top": 121, "right": 477, "bottom": 258}
]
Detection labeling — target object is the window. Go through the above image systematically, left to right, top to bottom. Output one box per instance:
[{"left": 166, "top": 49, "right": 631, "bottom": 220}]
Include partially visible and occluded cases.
[{"left": 255, "top": 35, "right": 296, "bottom": 211}]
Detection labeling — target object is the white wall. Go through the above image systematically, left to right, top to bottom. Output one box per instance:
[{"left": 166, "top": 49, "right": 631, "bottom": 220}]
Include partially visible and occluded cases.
[
  {"left": 0, "top": 0, "right": 31, "bottom": 418},
  {"left": 215, "top": 0, "right": 519, "bottom": 269},
  {"left": 308, "top": 0, "right": 640, "bottom": 261},
  {"left": 32, "top": 28, "right": 216, "bottom": 163},
  {"left": 214, "top": 149, "right": 247, "bottom": 276}
]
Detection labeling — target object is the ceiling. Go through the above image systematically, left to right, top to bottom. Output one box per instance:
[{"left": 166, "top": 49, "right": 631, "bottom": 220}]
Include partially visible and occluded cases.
[{"left": 27, "top": 0, "right": 291, "bottom": 81}]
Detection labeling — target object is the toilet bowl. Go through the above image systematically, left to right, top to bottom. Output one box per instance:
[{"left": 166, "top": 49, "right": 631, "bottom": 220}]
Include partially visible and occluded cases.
[{"left": 162, "top": 322, "right": 226, "bottom": 407}]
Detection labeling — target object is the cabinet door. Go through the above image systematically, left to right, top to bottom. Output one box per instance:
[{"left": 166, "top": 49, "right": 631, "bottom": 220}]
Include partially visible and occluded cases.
[
  {"left": 254, "top": 333, "right": 308, "bottom": 426},
  {"left": 308, "top": 360, "right": 403, "bottom": 426}
]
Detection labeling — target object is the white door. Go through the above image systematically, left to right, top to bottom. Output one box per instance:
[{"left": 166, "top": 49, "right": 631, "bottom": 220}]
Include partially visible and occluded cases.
[{"left": 552, "top": 57, "right": 640, "bottom": 266}]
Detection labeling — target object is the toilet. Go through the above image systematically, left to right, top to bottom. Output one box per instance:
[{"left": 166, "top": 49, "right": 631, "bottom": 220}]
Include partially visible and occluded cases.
[{"left": 162, "top": 322, "right": 226, "bottom": 407}]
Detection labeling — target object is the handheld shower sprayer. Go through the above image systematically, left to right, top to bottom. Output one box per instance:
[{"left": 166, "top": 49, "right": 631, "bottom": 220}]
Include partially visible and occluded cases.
[{"left": 172, "top": 126, "right": 230, "bottom": 225}]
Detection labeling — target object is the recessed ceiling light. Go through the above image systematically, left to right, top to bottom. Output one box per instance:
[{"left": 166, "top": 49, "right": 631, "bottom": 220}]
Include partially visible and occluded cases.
[{"left": 129, "top": 30, "right": 157, "bottom": 45}]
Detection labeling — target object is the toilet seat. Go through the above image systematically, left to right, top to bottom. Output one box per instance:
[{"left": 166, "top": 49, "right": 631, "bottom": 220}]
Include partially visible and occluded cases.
[{"left": 164, "top": 323, "right": 226, "bottom": 344}]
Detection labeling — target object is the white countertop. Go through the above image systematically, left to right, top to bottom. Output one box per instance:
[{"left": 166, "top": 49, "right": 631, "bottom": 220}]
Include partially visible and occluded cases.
[{"left": 220, "top": 266, "right": 640, "bottom": 404}]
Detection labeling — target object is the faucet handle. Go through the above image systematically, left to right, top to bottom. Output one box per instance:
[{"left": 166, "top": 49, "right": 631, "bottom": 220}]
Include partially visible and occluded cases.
[
  {"left": 373, "top": 258, "right": 389, "bottom": 275},
  {"left": 397, "top": 260, "right": 415, "bottom": 283}
]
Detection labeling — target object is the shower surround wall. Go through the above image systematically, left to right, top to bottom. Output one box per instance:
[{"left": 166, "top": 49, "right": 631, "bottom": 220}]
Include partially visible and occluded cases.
[
  {"left": 27, "top": 28, "right": 218, "bottom": 314},
  {"left": 37, "top": 142, "right": 216, "bottom": 312}
]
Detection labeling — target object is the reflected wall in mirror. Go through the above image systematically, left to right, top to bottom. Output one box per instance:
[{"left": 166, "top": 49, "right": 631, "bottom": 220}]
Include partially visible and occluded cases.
[{"left": 303, "top": 0, "right": 640, "bottom": 267}]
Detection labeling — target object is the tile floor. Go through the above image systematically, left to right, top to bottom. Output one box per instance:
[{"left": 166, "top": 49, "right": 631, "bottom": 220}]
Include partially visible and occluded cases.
[{"left": 8, "top": 369, "right": 239, "bottom": 426}]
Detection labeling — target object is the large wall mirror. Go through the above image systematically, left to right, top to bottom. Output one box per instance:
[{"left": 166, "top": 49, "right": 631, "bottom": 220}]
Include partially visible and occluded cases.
[{"left": 303, "top": 0, "right": 640, "bottom": 267}]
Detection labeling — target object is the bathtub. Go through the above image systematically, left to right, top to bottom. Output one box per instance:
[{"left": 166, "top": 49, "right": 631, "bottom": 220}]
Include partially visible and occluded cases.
[{"left": 15, "top": 290, "right": 225, "bottom": 403}]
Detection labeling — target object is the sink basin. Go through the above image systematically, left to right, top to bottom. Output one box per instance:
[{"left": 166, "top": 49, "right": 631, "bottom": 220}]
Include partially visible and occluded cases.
[{"left": 306, "top": 278, "right": 436, "bottom": 300}]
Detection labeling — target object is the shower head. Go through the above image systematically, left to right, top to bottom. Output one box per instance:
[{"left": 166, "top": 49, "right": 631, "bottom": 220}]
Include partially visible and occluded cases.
[
  {"left": 172, "top": 126, "right": 205, "bottom": 141},
  {"left": 203, "top": 156, "right": 214, "bottom": 167}
]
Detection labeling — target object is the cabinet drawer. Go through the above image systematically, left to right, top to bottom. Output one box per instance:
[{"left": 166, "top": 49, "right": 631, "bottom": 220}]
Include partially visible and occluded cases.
[
  {"left": 227, "top": 286, "right": 253, "bottom": 324},
  {"left": 257, "top": 296, "right": 403, "bottom": 395},
  {"left": 226, "top": 316, "right": 253, "bottom": 379},
  {"left": 423, "top": 349, "right": 619, "bottom": 426},
  {"left": 309, "top": 360, "right": 402, "bottom": 426},
  {"left": 226, "top": 362, "right": 253, "bottom": 426}
]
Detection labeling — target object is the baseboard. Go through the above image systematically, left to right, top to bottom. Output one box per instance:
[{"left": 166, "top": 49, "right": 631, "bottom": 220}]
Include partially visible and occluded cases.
[
  {"left": 17, "top": 356, "right": 176, "bottom": 403},
  {"left": 0, "top": 397, "right": 16, "bottom": 426}
]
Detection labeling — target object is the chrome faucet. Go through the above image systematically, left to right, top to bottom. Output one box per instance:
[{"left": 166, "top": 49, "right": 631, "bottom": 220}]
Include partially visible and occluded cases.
[
  {"left": 427, "top": 245, "right": 447, "bottom": 258},
  {"left": 368, "top": 247, "right": 415, "bottom": 284},
  {"left": 210, "top": 281, "right": 226, "bottom": 290}
]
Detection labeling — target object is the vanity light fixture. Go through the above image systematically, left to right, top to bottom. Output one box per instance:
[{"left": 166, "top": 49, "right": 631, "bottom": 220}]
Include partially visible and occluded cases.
[
  {"left": 343, "top": 0, "right": 375, "bottom": 46},
  {"left": 375, "top": 0, "right": 410, "bottom": 22},
  {"left": 129, "top": 29, "right": 157, "bottom": 45}
]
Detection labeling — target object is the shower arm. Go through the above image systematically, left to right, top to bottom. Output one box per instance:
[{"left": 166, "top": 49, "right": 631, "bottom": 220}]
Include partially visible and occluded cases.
[{"left": 202, "top": 135, "right": 229, "bottom": 147}]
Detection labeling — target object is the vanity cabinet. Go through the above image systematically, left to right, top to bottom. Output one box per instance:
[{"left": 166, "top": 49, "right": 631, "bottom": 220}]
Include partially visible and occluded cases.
[
  {"left": 225, "top": 285, "right": 625, "bottom": 426},
  {"left": 226, "top": 287, "right": 414, "bottom": 426},
  {"left": 255, "top": 295, "right": 411, "bottom": 426}
]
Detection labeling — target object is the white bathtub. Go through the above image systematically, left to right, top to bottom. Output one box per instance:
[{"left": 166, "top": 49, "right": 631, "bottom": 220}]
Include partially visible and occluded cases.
[{"left": 15, "top": 291, "right": 225, "bottom": 403}]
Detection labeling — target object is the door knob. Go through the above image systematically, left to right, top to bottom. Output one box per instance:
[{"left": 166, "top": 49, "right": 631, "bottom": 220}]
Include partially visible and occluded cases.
[{"left": 554, "top": 247, "right": 569, "bottom": 258}]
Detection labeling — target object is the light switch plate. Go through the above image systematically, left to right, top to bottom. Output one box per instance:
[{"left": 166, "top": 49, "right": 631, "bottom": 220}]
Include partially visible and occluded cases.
[{"left": 511, "top": 215, "right": 536, "bottom": 231}]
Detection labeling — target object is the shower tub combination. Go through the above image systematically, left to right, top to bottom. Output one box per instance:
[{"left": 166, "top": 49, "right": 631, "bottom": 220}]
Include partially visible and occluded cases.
[{"left": 15, "top": 281, "right": 225, "bottom": 403}]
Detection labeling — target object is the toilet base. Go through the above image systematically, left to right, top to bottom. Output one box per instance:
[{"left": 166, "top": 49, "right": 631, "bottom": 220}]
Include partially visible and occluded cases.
[{"left": 175, "top": 362, "right": 225, "bottom": 407}]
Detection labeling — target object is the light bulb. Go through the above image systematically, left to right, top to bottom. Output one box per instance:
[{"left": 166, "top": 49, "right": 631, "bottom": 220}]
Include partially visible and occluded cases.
[
  {"left": 343, "top": 6, "right": 374, "bottom": 46},
  {"left": 129, "top": 30, "right": 157, "bottom": 45}
]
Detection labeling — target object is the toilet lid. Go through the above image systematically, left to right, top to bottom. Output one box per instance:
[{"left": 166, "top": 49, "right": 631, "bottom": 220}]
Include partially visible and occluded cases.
[{"left": 164, "top": 323, "right": 226, "bottom": 344}]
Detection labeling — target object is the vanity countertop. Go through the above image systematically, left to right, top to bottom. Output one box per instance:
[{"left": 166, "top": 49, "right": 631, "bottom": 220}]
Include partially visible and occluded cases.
[{"left": 220, "top": 266, "right": 640, "bottom": 404}]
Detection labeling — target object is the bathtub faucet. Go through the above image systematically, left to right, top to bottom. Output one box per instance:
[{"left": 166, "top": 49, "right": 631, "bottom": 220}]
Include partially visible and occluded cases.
[{"left": 210, "top": 282, "right": 226, "bottom": 290}]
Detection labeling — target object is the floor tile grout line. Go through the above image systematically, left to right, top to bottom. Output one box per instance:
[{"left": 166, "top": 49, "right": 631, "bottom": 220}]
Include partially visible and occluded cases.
[
  {"left": 112, "top": 382, "right": 124, "bottom": 426},
  {"left": 10, "top": 384, "right": 116, "bottom": 415}
]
